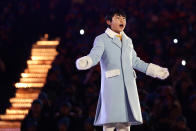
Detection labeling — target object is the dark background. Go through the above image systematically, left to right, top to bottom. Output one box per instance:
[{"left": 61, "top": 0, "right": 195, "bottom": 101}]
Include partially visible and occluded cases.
[{"left": 0, "top": 0, "right": 195, "bottom": 131}]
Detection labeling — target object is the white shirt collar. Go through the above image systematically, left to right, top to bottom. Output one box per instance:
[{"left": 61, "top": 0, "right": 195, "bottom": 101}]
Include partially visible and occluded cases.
[{"left": 105, "top": 28, "right": 128, "bottom": 39}]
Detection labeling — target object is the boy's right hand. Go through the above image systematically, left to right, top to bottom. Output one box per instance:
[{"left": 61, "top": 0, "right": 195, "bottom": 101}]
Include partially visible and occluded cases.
[
  {"left": 76, "top": 56, "right": 93, "bottom": 70},
  {"left": 77, "top": 58, "right": 88, "bottom": 68}
]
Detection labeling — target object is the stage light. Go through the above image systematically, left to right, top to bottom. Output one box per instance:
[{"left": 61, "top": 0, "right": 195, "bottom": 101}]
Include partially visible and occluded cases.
[
  {"left": 80, "top": 29, "right": 85, "bottom": 35},
  {"left": 173, "top": 38, "right": 178, "bottom": 44},
  {"left": 36, "top": 40, "right": 59, "bottom": 46},
  {"left": 181, "top": 60, "right": 186, "bottom": 66},
  {"left": 21, "top": 73, "right": 47, "bottom": 78},
  {"left": 15, "top": 83, "right": 44, "bottom": 88},
  {"left": 15, "top": 93, "right": 39, "bottom": 99},
  {"left": 10, "top": 98, "right": 33, "bottom": 103},
  {"left": 6, "top": 109, "right": 29, "bottom": 115},
  {"left": 0, "top": 114, "right": 25, "bottom": 120}
]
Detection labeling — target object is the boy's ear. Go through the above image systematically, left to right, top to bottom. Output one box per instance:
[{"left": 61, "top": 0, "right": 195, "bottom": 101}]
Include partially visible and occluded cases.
[{"left": 106, "top": 20, "right": 111, "bottom": 26}]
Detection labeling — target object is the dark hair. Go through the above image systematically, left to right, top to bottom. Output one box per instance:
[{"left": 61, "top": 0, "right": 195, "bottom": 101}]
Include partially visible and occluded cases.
[{"left": 105, "top": 8, "right": 126, "bottom": 21}]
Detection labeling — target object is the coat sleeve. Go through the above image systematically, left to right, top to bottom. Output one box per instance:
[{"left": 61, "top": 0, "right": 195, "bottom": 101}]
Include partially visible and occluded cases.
[{"left": 87, "top": 36, "right": 104, "bottom": 67}]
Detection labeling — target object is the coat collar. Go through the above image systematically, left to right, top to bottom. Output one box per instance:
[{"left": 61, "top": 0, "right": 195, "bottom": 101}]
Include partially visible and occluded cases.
[
  {"left": 105, "top": 28, "right": 128, "bottom": 48},
  {"left": 105, "top": 28, "right": 128, "bottom": 39}
]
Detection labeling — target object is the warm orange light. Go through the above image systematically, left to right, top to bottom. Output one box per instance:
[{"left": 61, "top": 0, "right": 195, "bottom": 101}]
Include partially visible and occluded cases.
[
  {"left": 44, "top": 34, "right": 49, "bottom": 39},
  {"left": 2, "top": 39, "right": 59, "bottom": 123},
  {"left": 36, "top": 41, "right": 59, "bottom": 46},
  {"left": 32, "top": 48, "right": 57, "bottom": 53},
  {"left": 31, "top": 52, "right": 58, "bottom": 57},
  {"left": 31, "top": 56, "right": 56, "bottom": 60},
  {"left": 27, "top": 60, "right": 53, "bottom": 65},
  {"left": 28, "top": 64, "right": 51, "bottom": 69},
  {"left": 24, "top": 68, "right": 49, "bottom": 73},
  {"left": 21, "top": 73, "right": 47, "bottom": 78},
  {"left": 20, "top": 78, "right": 46, "bottom": 83},
  {"left": 15, "top": 83, "right": 44, "bottom": 88},
  {"left": 15, "top": 93, "right": 39, "bottom": 98},
  {"left": 10, "top": 98, "right": 34, "bottom": 103},
  {"left": 12, "top": 103, "right": 31, "bottom": 108},
  {"left": 6, "top": 109, "right": 29, "bottom": 115},
  {"left": 0, "top": 114, "right": 25, "bottom": 120},
  {"left": 0, "top": 121, "right": 21, "bottom": 128}
]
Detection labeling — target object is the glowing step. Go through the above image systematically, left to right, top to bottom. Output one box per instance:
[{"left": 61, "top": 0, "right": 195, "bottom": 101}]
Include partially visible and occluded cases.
[
  {"left": 36, "top": 40, "right": 59, "bottom": 46},
  {"left": 33, "top": 45, "right": 57, "bottom": 48},
  {"left": 32, "top": 48, "right": 57, "bottom": 53},
  {"left": 31, "top": 50, "right": 58, "bottom": 55},
  {"left": 31, "top": 51, "right": 58, "bottom": 56},
  {"left": 32, "top": 51, "right": 57, "bottom": 56},
  {"left": 31, "top": 56, "right": 56, "bottom": 60},
  {"left": 27, "top": 60, "right": 53, "bottom": 65},
  {"left": 28, "top": 64, "right": 51, "bottom": 69},
  {"left": 24, "top": 68, "right": 49, "bottom": 73},
  {"left": 21, "top": 73, "right": 47, "bottom": 78},
  {"left": 20, "top": 77, "right": 46, "bottom": 83},
  {"left": 15, "top": 83, "right": 44, "bottom": 88},
  {"left": 16, "top": 88, "right": 40, "bottom": 93},
  {"left": 15, "top": 93, "right": 39, "bottom": 99},
  {"left": 10, "top": 98, "right": 34, "bottom": 103},
  {"left": 12, "top": 103, "right": 31, "bottom": 108},
  {"left": 6, "top": 109, "right": 29, "bottom": 115},
  {"left": 0, "top": 114, "right": 25, "bottom": 120},
  {"left": 0, "top": 121, "right": 21, "bottom": 128},
  {"left": 0, "top": 128, "right": 20, "bottom": 131}
]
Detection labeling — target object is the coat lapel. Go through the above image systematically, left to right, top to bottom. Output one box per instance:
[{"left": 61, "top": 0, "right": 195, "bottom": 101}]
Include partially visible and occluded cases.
[
  {"left": 105, "top": 28, "right": 130, "bottom": 49},
  {"left": 105, "top": 28, "right": 122, "bottom": 48},
  {"left": 122, "top": 34, "right": 133, "bottom": 53},
  {"left": 122, "top": 34, "right": 130, "bottom": 52},
  {"left": 121, "top": 35, "right": 127, "bottom": 47},
  {"left": 112, "top": 37, "right": 122, "bottom": 48}
]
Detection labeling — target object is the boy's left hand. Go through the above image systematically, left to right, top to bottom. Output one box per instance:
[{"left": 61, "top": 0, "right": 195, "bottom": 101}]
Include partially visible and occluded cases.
[{"left": 146, "top": 63, "right": 169, "bottom": 80}]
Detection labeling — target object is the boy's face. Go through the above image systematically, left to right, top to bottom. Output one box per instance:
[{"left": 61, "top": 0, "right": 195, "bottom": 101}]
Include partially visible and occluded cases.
[{"left": 107, "top": 14, "right": 126, "bottom": 34}]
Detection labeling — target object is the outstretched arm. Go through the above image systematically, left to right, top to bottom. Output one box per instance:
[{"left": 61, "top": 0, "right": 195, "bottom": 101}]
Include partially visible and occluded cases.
[
  {"left": 76, "top": 36, "right": 104, "bottom": 70},
  {"left": 132, "top": 45, "right": 169, "bottom": 80}
]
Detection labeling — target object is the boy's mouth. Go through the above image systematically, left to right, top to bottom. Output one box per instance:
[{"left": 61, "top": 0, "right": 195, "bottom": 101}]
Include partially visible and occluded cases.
[{"left": 119, "top": 24, "right": 124, "bottom": 28}]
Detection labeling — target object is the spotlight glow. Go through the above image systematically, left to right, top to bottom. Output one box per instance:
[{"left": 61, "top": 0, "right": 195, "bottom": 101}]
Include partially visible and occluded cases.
[
  {"left": 80, "top": 29, "right": 84, "bottom": 35},
  {"left": 173, "top": 38, "right": 178, "bottom": 44},
  {"left": 181, "top": 60, "right": 186, "bottom": 66}
]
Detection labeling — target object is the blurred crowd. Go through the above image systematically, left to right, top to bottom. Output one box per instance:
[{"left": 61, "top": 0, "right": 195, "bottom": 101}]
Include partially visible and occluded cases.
[{"left": 0, "top": 0, "right": 196, "bottom": 131}]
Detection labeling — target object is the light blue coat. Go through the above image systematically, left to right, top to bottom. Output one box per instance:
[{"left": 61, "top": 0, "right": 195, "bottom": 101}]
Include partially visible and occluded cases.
[{"left": 87, "top": 28, "right": 149, "bottom": 126}]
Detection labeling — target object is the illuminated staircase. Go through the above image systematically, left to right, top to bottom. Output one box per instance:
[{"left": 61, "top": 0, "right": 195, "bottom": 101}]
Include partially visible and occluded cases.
[{"left": 0, "top": 38, "right": 59, "bottom": 130}]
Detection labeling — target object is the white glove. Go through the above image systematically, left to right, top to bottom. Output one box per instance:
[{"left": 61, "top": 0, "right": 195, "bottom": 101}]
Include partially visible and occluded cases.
[
  {"left": 76, "top": 56, "right": 93, "bottom": 70},
  {"left": 146, "top": 63, "right": 169, "bottom": 80}
]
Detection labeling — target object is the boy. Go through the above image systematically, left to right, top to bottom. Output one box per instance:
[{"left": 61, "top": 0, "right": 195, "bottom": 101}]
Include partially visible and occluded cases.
[{"left": 76, "top": 8, "right": 169, "bottom": 131}]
